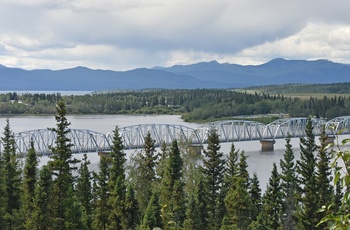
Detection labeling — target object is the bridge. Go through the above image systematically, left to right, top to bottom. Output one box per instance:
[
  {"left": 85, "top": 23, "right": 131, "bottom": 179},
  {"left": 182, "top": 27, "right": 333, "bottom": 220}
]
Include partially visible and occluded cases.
[{"left": 1, "top": 116, "right": 350, "bottom": 156}]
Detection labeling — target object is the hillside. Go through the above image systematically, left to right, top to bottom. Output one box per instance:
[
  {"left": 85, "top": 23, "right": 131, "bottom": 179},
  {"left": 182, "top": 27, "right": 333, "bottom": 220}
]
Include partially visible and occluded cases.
[{"left": 0, "top": 58, "right": 350, "bottom": 91}]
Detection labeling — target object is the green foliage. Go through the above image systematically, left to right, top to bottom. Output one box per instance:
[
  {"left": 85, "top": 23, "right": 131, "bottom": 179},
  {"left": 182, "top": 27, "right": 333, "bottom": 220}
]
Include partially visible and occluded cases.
[
  {"left": 2, "top": 88, "right": 350, "bottom": 122},
  {"left": 296, "top": 117, "right": 319, "bottom": 229},
  {"left": 202, "top": 127, "right": 226, "bottom": 229},
  {"left": 279, "top": 136, "right": 297, "bottom": 230},
  {"left": 317, "top": 136, "right": 350, "bottom": 229}
]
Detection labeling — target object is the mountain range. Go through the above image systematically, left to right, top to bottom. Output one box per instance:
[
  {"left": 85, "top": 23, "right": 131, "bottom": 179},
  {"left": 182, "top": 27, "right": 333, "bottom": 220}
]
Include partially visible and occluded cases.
[{"left": 0, "top": 58, "right": 349, "bottom": 91}]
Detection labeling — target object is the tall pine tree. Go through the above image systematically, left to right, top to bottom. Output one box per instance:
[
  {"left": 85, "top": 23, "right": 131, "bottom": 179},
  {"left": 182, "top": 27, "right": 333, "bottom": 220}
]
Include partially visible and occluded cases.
[
  {"left": 48, "top": 99, "right": 80, "bottom": 229},
  {"left": 296, "top": 117, "right": 319, "bottom": 230},
  {"left": 202, "top": 127, "right": 225, "bottom": 230}
]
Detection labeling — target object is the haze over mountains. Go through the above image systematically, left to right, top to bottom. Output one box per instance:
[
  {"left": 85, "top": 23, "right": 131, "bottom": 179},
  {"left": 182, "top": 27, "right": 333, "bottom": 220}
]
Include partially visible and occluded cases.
[{"left": 0, "top": 58, "right": 349, "bottom": 91}]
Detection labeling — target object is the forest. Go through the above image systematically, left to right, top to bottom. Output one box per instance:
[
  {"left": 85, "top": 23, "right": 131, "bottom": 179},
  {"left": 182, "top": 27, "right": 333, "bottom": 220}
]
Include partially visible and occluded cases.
[
  {"left": 1, "top": 87, "right": 350, "bottom": 122},
  {"left": 0, "top": 99, "right": 348, "bottom": 230}
]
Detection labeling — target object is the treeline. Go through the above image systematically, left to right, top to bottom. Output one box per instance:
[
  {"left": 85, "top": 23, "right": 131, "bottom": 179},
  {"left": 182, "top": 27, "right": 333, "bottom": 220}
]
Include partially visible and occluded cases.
[
  {"left": 248, "top": 82, "right": 350, "bottom": 94},
  {"left": 1, "top": 89, "right": 350, "bottom": 122},
  {"left": 0, "top": 99, "right": 347, "bottom": 229}
]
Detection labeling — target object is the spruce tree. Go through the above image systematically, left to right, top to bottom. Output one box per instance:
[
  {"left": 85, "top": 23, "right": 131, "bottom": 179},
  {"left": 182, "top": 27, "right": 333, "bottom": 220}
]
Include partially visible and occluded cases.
[
  {"left": 48, "top": 99, "right": 79, "bottom": 229},
  {"left": 296, "top": 117, "right": 319, "bottom": 230},
  {"left": 1, "top": 118, "right": 22, "bottom": 228},
  {"left": 316, "top": 125, "right": 333, "bottom": 226},
  {"left": 107, "top": 126, "right": 127, "bottom": 230},
  {"left": 202, "top": 127, "right": 225, "bottom": 230},
  {"left": 131, "top": 132, "right": 158, "bottom": 213},
  {"left": 280, "top": 136, "right": 297, "bottom": 230},
  {"left": 21, "top": 141, "right": 38, "bottom": 229},
  {"left": 76, "top": 154, "right": 93, "bottom": 229},
  {"left": 92, "top": 157, "right": 110, "bottom": 230},
  {"left": 261, "top": 163, "right": 283, "bottom": 230},
  {"left": 29, "top": 165, "right": 53, "bottom": 229},
  {"left": 250, "top": 172, "right": 262, "bottom": 222},
  {"left": 224, "top": 175, "right": 251, "bottom": 229},
  {"left": 197, "top": 178, "right": 208, "bottom": 230},
  {"left": 124, "top": 184, "right": 140, "bottom": 230},
  {"left": 140, "top": 192, "right": 162, "bottom": 230},
  {"left": 183, "top": 194, "right": 201, "bottom": 230}
]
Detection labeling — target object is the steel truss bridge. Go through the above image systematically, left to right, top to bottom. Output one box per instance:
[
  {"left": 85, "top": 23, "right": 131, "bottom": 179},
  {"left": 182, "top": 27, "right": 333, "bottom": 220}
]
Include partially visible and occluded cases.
[{"left": 1, "top": 116, "right": 350, "bottom": 156}]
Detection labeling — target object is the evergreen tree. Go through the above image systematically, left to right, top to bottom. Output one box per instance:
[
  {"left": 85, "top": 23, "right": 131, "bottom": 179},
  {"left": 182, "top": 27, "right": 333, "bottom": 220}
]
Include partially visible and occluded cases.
[
  {"left": 48, "top": 99, "right": 79, "bottom": 229},
  {"left": 296, "top": 117, "right": 319, "bottom": 230},
  {"left": 1, "top": 119, "right": 22, "bottom": 228},
  {"left": 315, "top": 125, "right": 333, "bottom": 227},
  {"left": 107, "top": 126, "right": 127, "bottom": 230},
  {"left": 202, "top": 127, "right": 225, "bottom": 230},
  {"left": 131, "top": 132, "right": 158, "bottom": 213},
  {"left": 280, "top": 136, "right": 297, "bottom": 230},
  {"left": 160, "top": 140, "right": 183, "bottom": 204},
  {"left": 21, "top": 141, "right": 38, "bottom": 229},
  {"left": 76, "top": 154, "right": 93, "bottom": 229},
  {"left": 92, "top": 157, "right": 110, "bottom": 230},
  {"left": 261, "top": 163, "right": 283, "bottom": 230},
  {"left": 29, "top": 165, "right": 53, "bottom": 230},
  {"left": 250, "top": 172, "right": 262, "bottom": 222},
  {"left": 224, "top": 176, "right": 251, "bottom": 229},
  {"left": 197, "top": 178, "right": 208, "bottom": 230},
  {"left": 124, "top": 184, "right": 140, "bottom": 230},
  {"left": 64, "top": 186, "right": 86, "bottom": 230},
  {"left": 140, "top": 192, "right": 162, "bottom": 230},
  {"left": 183, "top": 194, "right": 201, "bottom": 230}
]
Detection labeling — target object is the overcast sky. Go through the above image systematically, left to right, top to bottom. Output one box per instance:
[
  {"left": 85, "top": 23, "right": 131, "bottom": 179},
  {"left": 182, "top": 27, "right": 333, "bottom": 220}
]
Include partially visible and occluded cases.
[{"left": 0, "top": 0, "right": 350, "bottom": 70}]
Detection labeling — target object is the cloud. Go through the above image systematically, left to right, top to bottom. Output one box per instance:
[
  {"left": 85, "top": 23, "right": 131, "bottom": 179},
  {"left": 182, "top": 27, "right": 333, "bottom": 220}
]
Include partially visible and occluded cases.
[{"left": 1, "top": 0, "right": 350, "bottom": 70}]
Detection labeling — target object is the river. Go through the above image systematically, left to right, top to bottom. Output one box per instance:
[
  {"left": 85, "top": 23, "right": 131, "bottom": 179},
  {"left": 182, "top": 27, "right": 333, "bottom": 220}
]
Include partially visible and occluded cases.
[{"left": 0, "top": 114, "right": 347, "bottom": 190}]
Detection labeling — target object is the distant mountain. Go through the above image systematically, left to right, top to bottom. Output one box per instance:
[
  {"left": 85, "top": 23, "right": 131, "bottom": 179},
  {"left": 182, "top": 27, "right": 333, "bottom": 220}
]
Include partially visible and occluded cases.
[{"left": 0, "top": 58, "right": 349, "bottom": 91}]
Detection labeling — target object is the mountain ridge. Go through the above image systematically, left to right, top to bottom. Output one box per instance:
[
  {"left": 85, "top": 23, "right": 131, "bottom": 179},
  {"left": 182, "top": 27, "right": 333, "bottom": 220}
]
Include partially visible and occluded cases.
[{"left": 0, "top": 58, "right": 349, "bottom": 91}]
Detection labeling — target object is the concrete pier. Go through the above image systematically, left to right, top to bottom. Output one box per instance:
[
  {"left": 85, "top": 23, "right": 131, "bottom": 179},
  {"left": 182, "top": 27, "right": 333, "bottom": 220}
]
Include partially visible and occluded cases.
[
  {"left": 325, "top": 136, "right": 336, "bottom": 145},
  {"left": 260, "top": 139, "right": 276, "bottom": 151}
]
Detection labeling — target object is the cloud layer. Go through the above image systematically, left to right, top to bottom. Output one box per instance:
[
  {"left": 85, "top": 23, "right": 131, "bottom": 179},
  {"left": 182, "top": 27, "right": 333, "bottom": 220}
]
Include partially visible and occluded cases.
[{"left": 1, "top": 0, "right": 350, "bottom": 70}]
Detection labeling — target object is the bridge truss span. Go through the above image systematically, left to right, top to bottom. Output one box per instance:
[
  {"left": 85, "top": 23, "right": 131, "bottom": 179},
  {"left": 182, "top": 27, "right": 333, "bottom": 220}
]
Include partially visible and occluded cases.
[
  {"left": 265, "top": 117, "right": 327, "bottom": 139},
  {"left": 197, "top": 120, "right": 267, "bottom": 143},
  {"left": 115, "top": 124, "right": 202, "bottom": 149},
  {"left": 14, "top": 129, "right": 111, "bottom": 156}
]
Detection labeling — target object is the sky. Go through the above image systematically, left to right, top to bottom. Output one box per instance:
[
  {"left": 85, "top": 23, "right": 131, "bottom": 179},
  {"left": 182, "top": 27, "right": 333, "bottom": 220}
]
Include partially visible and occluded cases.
[{"left": 0, "top": 0, "right": 350, "bottom": 71}]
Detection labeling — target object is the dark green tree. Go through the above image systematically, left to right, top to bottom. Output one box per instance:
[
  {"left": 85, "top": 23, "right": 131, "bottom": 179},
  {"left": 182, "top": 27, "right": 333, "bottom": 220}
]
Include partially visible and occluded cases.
[
  {"left": 48, "top": 99, "right": 79, "bottom": 229},
  {"left": 296, "top": 117, "right": 319, "bottom": 230},
  {"left": 1, "top": 119, "right": 22, "bottom": 228},
  {"left": 316, "top": 125, "right": 333, "bottom": 227},
  {"left": 107, "top": 126, "right": 128, "bottom": 230},
  {"left": 202, "top": 127, "right": 225, "bottom": 230},
  {"left": 130, "top": 132, "right": 158, "bottom": 214},
  {"left": 280, "top": 136, "right": 297, "bottom": 230},
  {"left": 21, "top": 141, "right": 38, "bottom": 229},
  {"left": 76, "top": 154, "right": 93, "bottom": 229},
  {"left": 92, "top": 157, "right": 110, "bottom": 230},
  {"left": 261, "top": 163, "right": 283, "bottom": 230},
  {"left": 28, "top": 165, "right": 53, "bottom": 230},
  {"left": 249, "top": 172, "right": 262, "bottom": 222},
  {"left": 224, "top": 175, "right": 251, "bottom": 229},
  {"left": 197, "top": 178, "right": 208, "bottom": 230},
  {"left": 124, "top": 184, "right": 140, "bottom": 230},
  {"left": 140, "top": 192, "right": 162, "bottom": 230},
  {"left": 183, "top": 194, "right": 201, "bottom": 230}
]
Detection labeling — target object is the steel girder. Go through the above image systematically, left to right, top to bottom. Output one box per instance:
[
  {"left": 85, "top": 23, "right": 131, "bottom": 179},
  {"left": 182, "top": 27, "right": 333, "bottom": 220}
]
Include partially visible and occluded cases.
[
  {"left": 325, "top": 116, "right": 350, "bottom": 135},
  {"left": 265, "top": 117, "right": 326, "bottom": 139},
  {"left": 198, "top": 120, "right": 266, "bottom": 143},
  {"left": 114, "top": 124, "right": 202, "bottom": 149},
  {"left": 13, "top": 129, "right": 110, "bottom": 156}
]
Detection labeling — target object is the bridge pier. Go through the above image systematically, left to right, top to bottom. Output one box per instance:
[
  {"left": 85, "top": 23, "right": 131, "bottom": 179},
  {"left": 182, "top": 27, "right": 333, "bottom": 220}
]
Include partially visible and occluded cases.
[
  {"left": 260, "top": 139, "right": 276, "bottom": 151},
  {"left": 98, "top": 151, "right": 112, "bottom": 160}
]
